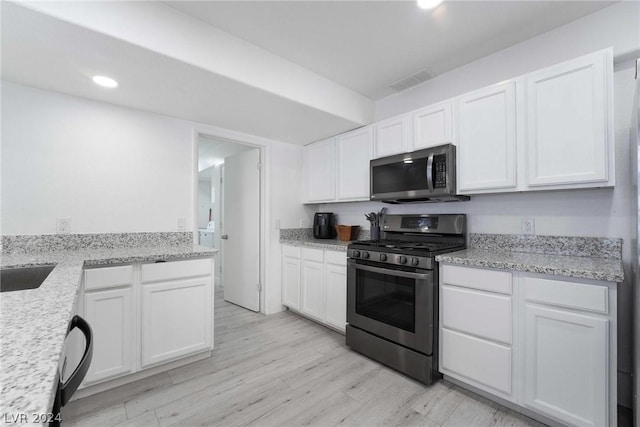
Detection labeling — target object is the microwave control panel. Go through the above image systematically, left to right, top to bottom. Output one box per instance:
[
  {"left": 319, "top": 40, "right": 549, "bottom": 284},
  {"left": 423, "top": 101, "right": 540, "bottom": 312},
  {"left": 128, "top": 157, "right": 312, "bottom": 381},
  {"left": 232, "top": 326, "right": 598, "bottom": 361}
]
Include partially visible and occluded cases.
[{"left": 433, "top": 154, "right": 447, "bottom": 188}]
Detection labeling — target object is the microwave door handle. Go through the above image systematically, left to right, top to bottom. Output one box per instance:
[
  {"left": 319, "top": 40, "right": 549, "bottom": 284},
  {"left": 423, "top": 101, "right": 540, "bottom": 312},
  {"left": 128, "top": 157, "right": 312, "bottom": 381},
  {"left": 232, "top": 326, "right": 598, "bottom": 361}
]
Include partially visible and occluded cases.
[{"left": 426, "top": 154, "right": 434, "bottom": 191}]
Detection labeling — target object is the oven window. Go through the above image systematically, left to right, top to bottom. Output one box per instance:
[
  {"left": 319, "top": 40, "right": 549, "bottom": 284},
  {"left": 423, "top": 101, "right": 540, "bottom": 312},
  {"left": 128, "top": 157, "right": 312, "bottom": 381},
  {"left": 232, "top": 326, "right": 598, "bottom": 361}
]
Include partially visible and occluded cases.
[{"left": 355, "top": 268, "right": 415, "bottom": 332}]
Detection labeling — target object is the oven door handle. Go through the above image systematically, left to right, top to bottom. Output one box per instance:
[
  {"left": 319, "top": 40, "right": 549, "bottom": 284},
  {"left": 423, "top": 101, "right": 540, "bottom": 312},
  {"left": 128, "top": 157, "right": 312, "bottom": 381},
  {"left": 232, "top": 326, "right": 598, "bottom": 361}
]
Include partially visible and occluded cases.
[{"left": 350, "top": 261, "right": 432, "bottom": 280}]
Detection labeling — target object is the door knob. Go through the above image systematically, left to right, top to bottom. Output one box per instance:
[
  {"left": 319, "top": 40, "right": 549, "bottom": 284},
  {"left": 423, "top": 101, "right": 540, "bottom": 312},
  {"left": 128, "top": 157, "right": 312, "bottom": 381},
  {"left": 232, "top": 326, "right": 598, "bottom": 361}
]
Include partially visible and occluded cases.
[{"left": 221, "top": 235, "right": 228, "bottom": 240}]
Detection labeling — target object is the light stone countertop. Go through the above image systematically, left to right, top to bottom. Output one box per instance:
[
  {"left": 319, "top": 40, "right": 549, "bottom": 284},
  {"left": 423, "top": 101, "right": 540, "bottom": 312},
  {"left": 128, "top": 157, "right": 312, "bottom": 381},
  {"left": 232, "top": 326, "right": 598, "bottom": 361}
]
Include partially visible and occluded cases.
[
  {"left": 280, "top": 238, "right": 351, "bottom": 252},
  {"left": 0, "top": 244, "right": 217, "bottom": 424},
  {"left": 435, "top": 248, "right": 623, "bottom": 283}
]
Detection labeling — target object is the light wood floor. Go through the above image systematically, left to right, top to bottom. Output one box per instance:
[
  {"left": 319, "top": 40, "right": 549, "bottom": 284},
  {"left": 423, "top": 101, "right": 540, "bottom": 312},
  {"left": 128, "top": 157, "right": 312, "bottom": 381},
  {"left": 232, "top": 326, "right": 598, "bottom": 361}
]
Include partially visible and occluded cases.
[{"left": 62, "top": 286, "right": 546, "bottom": 427}]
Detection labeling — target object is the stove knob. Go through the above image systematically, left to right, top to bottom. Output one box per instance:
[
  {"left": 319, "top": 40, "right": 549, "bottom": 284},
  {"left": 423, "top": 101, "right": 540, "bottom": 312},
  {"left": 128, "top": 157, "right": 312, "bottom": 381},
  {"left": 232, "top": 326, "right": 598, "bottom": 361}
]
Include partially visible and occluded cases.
[
  {"left": 352, "top": 250, "right": 361, "bottom": 258},
  {"left": 362, "top": 251, "right": 370, "bottom": 259},
  {"left": 379, "top": 253, "right": 387, "bottom": 262},
  {"left": 398, "top": 256, "right": 407, "bottom": 265},
  {"left": 411, "top": 257, "right": 420, "bottom": 266}
]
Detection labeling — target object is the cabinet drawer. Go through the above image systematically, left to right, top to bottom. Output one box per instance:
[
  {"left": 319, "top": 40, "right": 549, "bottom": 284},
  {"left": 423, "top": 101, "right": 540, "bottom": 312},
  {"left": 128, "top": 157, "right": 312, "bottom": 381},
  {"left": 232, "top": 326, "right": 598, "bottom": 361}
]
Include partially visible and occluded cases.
[
  {"left": 282, "top": 245, "right": 301, "bottom": 258},
  {"left": 302, "top": 247, "right": 324, "bottom": 263},
  {"left": 325, "top": 250, "right": 346, "bottom": 266},
  {"left": 141, "top": 258, "right": 212, "bottom": 283},
  {"left": 441, "top": 264, "right": 512, "bottom": 294},
  {"left": 84, "top": 265, "right": 133, "bottom": 291},
  {"left": 522, "top": 275, "right": 608, "bottom": 314},
  {"left": 442, "top": 285, "right": 512, "bottom": 344},
  {"left": 442, "top": 328, "right": 512, "bottom": 396}
]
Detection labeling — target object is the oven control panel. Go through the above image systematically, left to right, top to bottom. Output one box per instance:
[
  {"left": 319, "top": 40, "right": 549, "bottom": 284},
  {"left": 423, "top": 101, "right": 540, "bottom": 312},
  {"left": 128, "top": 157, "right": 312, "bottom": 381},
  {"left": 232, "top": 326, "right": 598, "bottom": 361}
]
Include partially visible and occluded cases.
[{"left": 348, "top": 249, "right": 433, "bottom": 270}]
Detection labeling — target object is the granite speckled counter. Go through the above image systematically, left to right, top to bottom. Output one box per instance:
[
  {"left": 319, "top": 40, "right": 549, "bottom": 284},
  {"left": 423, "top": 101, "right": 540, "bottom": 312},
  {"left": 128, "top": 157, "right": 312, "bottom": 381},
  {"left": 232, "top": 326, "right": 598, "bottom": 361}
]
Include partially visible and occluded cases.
[
  {"left": 280, "top": 228, "right": 367, "bottom": 252},
  {"left": 0, "top": 232, "right": 217, "bottom": 424},
  {"left": 435, "top": 233, "right": 624, "bottom": 283}
]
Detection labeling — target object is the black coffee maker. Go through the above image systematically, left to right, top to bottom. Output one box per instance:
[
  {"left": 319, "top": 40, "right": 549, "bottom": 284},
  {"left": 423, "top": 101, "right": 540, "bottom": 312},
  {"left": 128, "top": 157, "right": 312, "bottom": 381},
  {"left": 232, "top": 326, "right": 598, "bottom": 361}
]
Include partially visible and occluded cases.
[{"left": 313, "top": 212, "right": 336, "bottom": 239}]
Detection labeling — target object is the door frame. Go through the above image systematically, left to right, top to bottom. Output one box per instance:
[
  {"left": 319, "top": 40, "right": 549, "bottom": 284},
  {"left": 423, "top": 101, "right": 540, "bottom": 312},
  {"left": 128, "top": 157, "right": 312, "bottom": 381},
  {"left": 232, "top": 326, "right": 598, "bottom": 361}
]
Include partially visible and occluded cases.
[{"left": 191, "top": 124, "right": 269, "bottom": 314}]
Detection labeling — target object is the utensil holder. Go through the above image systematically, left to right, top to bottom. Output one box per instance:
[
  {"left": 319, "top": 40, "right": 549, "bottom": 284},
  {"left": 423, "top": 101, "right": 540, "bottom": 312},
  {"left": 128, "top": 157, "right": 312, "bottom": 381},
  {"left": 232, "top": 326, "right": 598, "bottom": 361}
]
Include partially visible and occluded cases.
[{"left": 371, "top": 226, "right": 380, "bottom": 241}]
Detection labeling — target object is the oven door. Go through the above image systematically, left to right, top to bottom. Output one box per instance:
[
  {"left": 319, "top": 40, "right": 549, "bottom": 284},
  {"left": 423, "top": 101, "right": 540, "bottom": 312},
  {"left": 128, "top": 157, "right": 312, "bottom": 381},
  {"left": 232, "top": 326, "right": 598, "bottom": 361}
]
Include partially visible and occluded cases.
[{"left": 347, "top": 259, "right": 434, "bottom": 355}]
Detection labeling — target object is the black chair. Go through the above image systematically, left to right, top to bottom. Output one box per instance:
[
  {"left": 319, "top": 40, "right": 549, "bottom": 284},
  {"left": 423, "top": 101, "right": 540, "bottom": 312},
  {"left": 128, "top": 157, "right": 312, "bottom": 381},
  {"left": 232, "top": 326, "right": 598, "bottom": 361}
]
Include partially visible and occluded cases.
[{"left": 51, "top": 315, "right": 93, "bottom": 427}]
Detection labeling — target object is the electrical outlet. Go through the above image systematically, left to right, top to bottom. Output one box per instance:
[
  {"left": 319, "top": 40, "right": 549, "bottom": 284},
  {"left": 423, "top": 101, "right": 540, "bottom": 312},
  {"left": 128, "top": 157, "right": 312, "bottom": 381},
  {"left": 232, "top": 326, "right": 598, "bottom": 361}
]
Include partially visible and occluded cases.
[
  {"left": 177, "top": 217, "right": 186, "bottom": 231},
  {"left": 56, "top": 218, "right": 71, "bottom": 234},
  {"left": 521, "top": 218, "right": 535, "bottom": 235},
  {"left": 274, "top": 219, "right": 281, "bottom": 230},
  {"left": 299, "top": 219, "right": 306, "bottom": 228}
]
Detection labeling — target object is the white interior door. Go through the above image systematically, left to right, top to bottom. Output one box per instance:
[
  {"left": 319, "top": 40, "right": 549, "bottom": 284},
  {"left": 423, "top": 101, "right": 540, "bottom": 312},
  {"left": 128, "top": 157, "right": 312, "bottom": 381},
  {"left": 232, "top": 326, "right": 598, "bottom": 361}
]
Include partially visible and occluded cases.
[{"left": 222, "top": 149, "right": 260, "bottom": 312}]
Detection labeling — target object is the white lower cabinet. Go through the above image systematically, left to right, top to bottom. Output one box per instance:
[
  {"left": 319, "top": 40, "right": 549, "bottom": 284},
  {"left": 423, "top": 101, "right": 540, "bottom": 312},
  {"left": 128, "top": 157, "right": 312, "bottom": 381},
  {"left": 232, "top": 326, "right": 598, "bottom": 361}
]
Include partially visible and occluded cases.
[
  {"left": 281, "top": 245, "right": 347, "bottom": 332},
  {"left": 281, "top": 245, "right": 302, "bottom": 310},
  {"left": 300, "top": 248, "right": 325, "bottom": 321},
  {"left": 324, "top": 251, "right": 347, "bottom": 331},
  {"left": 81, "top": 258, "right": 214, "bottom": 388},
  {"left": 439, "top": 264, "right": 617, "bottom": 427},
  {"left": 440, "top": 266, "right": 515, "bottom": 401},
  {"left": 141, "top": 278, "right": 212, "bottom": 368},
  {"left": 83, "top": 288, "right": 135, "bottom": 384},
  {"left": 523, "top": 305, "right": 608, "bottom": 427}
]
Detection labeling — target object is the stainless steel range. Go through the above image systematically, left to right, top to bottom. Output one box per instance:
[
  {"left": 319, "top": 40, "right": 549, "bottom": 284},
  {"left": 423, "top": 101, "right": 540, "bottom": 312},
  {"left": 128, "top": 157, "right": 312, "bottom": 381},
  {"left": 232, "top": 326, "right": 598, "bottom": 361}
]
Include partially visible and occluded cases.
[{"left": 346, "top": 214, "right": 466, "bottom": 384}]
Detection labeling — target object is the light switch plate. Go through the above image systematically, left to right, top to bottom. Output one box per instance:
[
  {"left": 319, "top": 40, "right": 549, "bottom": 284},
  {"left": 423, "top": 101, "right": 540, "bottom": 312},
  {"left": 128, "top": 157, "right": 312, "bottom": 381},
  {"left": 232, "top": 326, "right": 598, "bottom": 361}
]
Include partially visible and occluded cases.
[{"left": 177, "top": 217, "right": 186, "bottom": 231}]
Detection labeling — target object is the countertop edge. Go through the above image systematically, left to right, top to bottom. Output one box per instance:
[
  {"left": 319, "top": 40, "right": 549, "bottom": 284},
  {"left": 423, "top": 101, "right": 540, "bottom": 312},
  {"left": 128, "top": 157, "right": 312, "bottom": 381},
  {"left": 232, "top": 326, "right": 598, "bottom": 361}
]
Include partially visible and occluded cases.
[
  {"left": 280, "top": 239, "right": 350, "bottom": 252},
  {"left": 436, "top": 250, "right": 624, "bottom": 283}
]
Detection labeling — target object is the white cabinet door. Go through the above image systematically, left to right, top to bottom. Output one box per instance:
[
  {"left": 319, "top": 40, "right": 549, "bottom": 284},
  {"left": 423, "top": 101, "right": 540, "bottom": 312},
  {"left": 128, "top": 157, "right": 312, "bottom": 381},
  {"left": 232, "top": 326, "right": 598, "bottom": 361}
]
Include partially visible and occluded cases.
[
  {"left": 525, "top": 50, "right": 611, "bottom": 188},
  {"left": 456, "top": 81, "right": 517, "bottom": 192},
  {"left": 412, "top": 101, "right": 453, "bottom": 150},
  {"left": 374, "top": 114, "right": 411, "bottom": 158},
  {"left": 336, "top": 126, "right": 373, "bottom": 200},
  {"left": 304, "top": 138, "right": 336, "bottom": 202},
  {"left": 282, "top": 247, "right": 301, "bottom": 310},
  {"left": 300, "top": 249, "right": 325, "bottom": 321},
  {"left": 324, "top": 261, "right": 347, "bottom": 331},
  {"left": 141, "top": 278, "right": 213, "bottom": 368},
  {"left": 83, "top": 288, "right": 134, "bottom": 384},
  {"left": 523, "top": 304, "right": 608, "bottom": 427},
  {"left": 441, "top": 328, "right": 513, "bottom": 397}
]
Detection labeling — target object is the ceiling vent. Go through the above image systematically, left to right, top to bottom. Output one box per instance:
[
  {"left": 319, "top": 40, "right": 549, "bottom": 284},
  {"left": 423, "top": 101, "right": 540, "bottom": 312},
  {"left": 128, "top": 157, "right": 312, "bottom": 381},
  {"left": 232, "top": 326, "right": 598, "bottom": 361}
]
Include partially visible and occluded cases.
[{"left": 389, "top": 69, "right": 433, "bottom": 92}]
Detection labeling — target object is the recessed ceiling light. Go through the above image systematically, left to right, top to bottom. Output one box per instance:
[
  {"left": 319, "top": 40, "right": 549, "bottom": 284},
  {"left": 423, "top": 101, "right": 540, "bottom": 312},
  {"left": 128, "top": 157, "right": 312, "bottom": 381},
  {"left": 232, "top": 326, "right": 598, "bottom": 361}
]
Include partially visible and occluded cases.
[
  {"left": 417, "top": 0, "right": 443, "bottom": 10},
  {"left": 92, "top": 75, "right": 118, "bottom": 88}
]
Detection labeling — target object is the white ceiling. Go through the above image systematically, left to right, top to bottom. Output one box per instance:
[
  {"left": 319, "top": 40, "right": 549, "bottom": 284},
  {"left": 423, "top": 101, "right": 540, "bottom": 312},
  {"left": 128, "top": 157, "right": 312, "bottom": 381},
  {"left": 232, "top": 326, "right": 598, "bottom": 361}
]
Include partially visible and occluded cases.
[
  {"left": 1, "top": 1, "right": 616, "bottom": 145},
  {"left": 166, "top": 1, "right": 614, "bottom": 100}
]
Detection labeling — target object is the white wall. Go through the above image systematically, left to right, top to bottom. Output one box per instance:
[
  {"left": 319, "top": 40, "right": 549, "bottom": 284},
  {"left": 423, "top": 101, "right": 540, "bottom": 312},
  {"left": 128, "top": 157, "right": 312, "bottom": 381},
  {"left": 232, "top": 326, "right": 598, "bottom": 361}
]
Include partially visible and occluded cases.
[
  {"left": 321, "top": 3, "right": 639, "bottom": 408},
  {"left": 1, "top": 81, "right": 194, "bottom": 234},
  {"left": 1, "top": 81, "right": 310, "bottom": 320},
  {"left": 265, "top": 141, "right": 315, "bottom": 314}
]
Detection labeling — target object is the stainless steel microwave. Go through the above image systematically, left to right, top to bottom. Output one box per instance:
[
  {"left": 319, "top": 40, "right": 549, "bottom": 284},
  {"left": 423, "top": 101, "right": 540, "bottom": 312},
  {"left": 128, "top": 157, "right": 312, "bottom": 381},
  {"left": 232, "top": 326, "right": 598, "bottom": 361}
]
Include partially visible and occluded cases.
[{"left": 370, "top": 144, "right": 469, "bottom": 203}]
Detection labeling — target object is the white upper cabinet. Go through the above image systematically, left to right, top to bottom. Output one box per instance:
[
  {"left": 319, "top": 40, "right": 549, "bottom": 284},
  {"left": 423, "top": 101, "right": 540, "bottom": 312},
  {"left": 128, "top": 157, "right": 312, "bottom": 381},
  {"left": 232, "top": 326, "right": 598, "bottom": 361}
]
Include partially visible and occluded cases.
[
  {"left": 301, "top": 49, "right": 614, "bottom": 201},
  {"left": 525, "top": 49, "right": 613, "bottom": 189},
  {"left": 456, "top": 81, "right": 518, "bottom": 193},
  {"left": 412, "top": 101, "right": 453, "bottom": 150},
  {"left": 374, "top": 114, "right": 411, "bottom": 158},
  {"left": 336, "top": 126, "right": 373, "bottom": 201},
  {"left": 303, "top": 137, "right": 336, "bottom": 202}
]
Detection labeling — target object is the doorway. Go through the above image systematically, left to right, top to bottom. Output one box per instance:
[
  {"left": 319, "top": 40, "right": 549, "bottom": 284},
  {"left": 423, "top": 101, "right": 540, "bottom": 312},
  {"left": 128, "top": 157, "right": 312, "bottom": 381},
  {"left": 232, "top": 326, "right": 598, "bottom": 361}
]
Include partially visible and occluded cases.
[{"left": 196, "top": 134, "right": 262, "bottom": 313}]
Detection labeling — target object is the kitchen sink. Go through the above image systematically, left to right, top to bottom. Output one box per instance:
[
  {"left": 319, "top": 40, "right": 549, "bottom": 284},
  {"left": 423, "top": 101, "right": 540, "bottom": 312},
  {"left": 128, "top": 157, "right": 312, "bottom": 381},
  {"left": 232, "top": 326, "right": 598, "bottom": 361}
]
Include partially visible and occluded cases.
[{"left": 1, "top": 265, "right": 56, "bottom": 292}]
